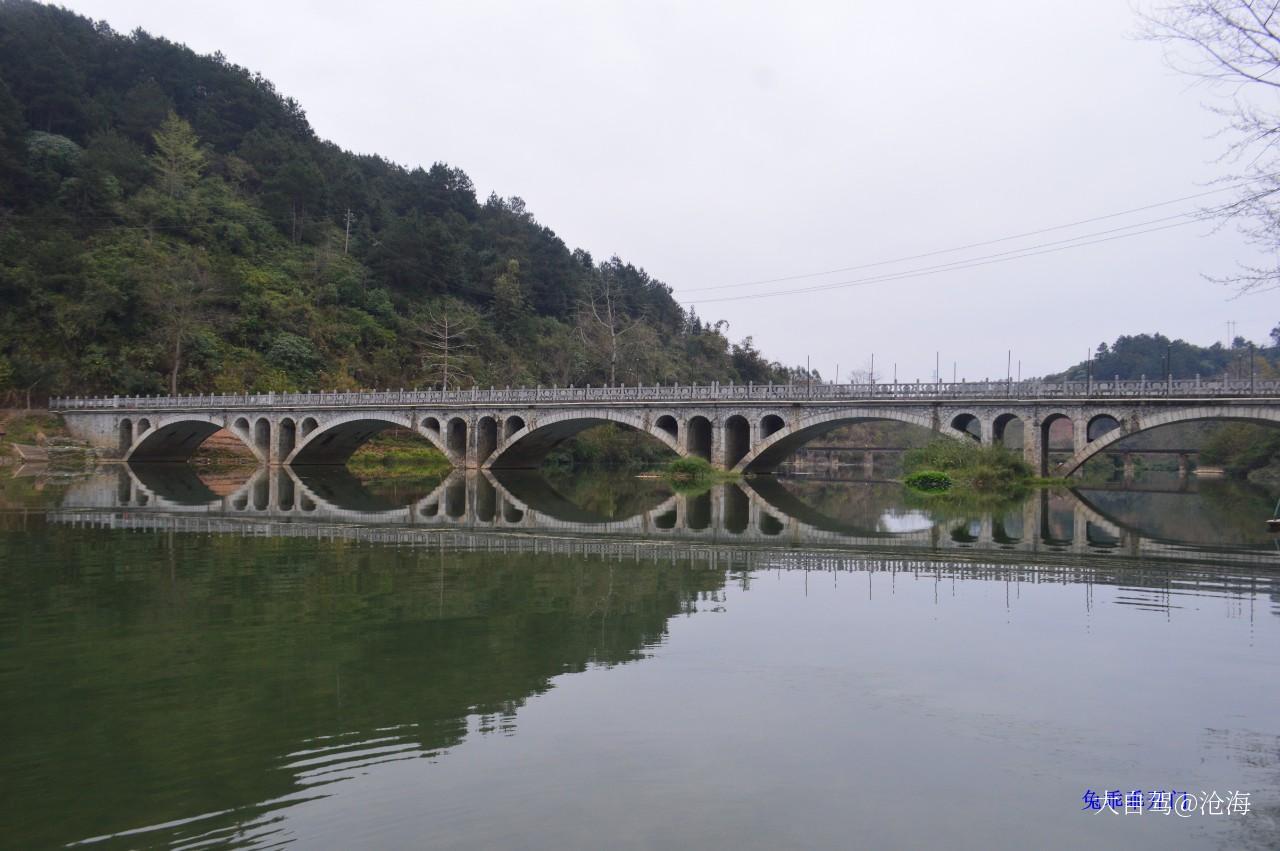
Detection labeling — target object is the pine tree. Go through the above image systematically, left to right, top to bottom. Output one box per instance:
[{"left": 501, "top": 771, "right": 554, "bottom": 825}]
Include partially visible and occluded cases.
[{"left": 150, "top": 110, "right": 204, "bottom": 199}]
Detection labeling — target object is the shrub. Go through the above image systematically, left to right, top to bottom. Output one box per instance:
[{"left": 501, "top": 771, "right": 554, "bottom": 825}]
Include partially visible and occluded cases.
[
  {"left": 903, "top": 440, "right": 1032, "bottom": 493},
  {"left": 666, "top": 456, "right": 715, "bottom": 480},
  {"left": 904, "top": 469, "right": 952, "bottom": 491}
]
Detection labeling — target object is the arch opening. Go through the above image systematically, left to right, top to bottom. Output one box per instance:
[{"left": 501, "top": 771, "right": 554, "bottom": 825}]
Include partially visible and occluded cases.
[
  {"left": 740, "top": 412, "right": 940, "bottom": 473},
  {"left": 950, "top": 413, "right": 981, "bottom": 441},
  {"left": 993, "top": 413, "right": 1024, "bottom": 450},
  {"left": 1040, "top": 413, "right": 1075, "bottom": 477},
  {"left": 655, "top": 414, "right": 678, "bottom": 440},
  {"left": 761, "top": 414, "right": 784, "bottom": 438},
  {"left": 1087, "top": 414, "right": 1121, "bottom": 442},
  {"left": 503, "top": 415, "right": 526, "bottom": 440},
  {"left": 725, "top": 415, "right": 750, "bottom": 468},
  {"left": 423, "top": 416, "right": 441, "bottom": 434},
  {"left": 477, "top": 416, "right": 498, "bottom": 465},
  {"left": 486, "top": 416, "right": 678, "bottom": 470},
  {"left": 687, "top": 416, "right": 712, "bottom": 461},
  {"left": 289, "top": 417, "right": 434, "bottom": 466},
  {"left": 300, "top": 417, "right": 318, "bottom": 437},
  {"left": 127, "top": 418, "right": 233, "bottom": 463},
  {"left": 278, "top": 418, "right": 297, "bottom": 460},
  {"left": 447, "top": 418, "right": 467, "bottom": 456},
  {"left": 118, "top": 419, "right": 133, "bottom": 455},
  {"left": 254, "top": 419, "right": 271, "bottom": 456}
]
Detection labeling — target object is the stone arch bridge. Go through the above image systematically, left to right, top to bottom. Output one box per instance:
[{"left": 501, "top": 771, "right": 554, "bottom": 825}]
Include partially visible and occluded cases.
[{"left": 52, "top": 378, "right": 1280, "bottom": 477}]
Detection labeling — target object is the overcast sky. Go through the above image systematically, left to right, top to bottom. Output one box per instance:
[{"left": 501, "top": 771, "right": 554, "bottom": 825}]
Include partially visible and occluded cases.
[{"left": 63, "top": 0, "right": 1276, "bottom": 380}]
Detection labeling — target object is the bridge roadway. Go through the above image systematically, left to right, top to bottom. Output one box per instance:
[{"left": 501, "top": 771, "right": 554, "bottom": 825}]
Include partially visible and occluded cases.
[
  {"left": 51, "top": 377, "right": 1280, "bottom": 477},
  {"left": 48, "top": 465, "right": 1280, "bottom": 568}
]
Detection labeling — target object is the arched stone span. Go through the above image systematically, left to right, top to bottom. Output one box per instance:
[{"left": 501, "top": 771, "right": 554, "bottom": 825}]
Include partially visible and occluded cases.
[
  {"left": 1056, "top": 405, "right": 1280, "bottom": 476},
  {"left": 733, "top": 407, "right": 961, "bottom": 473},
  {"left": 483, "top": 409, "right": 685, "bottom": 469},
  {"left": 286, "top": 411, "right": 453, "bottom": 465},
  {"left": 950, "top": 413, "right": 981, "bottom": 441},
  {"left": 992, "top": 413, "right": 1023, "bottom": 449},
  {"left": 1087, "top": 413, "right": 1122, "bottom": 442},
  {"left": 126, "top": 414, "right": 259, "bottom": 463},
  {"left": 724, "top": 415, "right": 750, "bottom": 468},
  {"left": 687, "top": 416, "right": 712, "bottom": 460}
]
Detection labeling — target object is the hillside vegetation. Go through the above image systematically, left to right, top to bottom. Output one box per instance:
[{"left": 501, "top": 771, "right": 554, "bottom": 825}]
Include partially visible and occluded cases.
[{"left": 0, "top": 1, "right": 799, "bottom": 404}]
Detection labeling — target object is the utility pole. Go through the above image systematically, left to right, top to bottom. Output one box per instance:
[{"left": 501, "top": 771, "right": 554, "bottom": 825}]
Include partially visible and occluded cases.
[
  {"left": 343, "top": 209, "right": 355, "bottom": 255},
  {"left": 1251, "top": 342, "right": 1256, "bottom": 392},
  {"left": 935, "top": 351, "right": 940, "bottom": 384},
  {"left": 870, "top": 353, "right": 875, "bottom": 384},
  {"left": 806, "top": 355, "right": 811, "bottom": 398}
]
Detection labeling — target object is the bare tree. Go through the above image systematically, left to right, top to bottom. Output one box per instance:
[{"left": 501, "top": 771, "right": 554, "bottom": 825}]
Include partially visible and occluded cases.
[
  {"left": 1139, "top": 1, "right": 1280, "bottom": 293},
  {"left": 579, "top": 272, "right": 637, "bottom": 384},
  {"left": 417, "top": 302, "right": 475, "bottom": 390}
]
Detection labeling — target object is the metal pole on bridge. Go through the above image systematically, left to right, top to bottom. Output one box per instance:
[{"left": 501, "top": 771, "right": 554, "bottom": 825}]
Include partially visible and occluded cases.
[{"left": 1251, "top": 342, "right": 1256, "bottom": 394}]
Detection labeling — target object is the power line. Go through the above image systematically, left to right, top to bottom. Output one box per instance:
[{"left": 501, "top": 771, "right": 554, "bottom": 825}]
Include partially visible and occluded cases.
[
  {"left": 678, "top": 174, "right": 1280, "bottom": 294},
  {"left": 684, "top": 217, "right": 1205, "bottom": 305}
]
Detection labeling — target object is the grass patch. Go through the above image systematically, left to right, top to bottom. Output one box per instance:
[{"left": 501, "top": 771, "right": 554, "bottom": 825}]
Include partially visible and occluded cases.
[
  {"left": 0, "top": 411, "right": 66, "bottom": 448},
  {"left": 347, "top": 430, "right": 453, "bottom": 480},
  {"left": 903, "top": 440, "right": 1033, "bottom": 496},
  {"left": 662, "top": 456, "right": 740, "bottom": 491},
  {"left": 903, "top": 469, "right": 952, "bottom": 491}
]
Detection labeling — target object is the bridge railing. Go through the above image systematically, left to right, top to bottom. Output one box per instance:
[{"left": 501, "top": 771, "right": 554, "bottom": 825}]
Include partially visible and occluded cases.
[{"left": 49, "top": 377, "right": 1280, "bottom": 411}]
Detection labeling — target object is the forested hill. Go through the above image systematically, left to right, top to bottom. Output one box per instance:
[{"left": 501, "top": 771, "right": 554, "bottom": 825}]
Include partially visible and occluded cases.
[
  {"left": 0, "top": 1, "right": 795, "bottom": 402},
  {"left": 1046, "top": 331, "right": 1280, "bottom": 382}
]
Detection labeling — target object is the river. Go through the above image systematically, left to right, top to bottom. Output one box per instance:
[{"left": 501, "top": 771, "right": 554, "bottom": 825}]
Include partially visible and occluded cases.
[{"left": 1, "top": 464, "right": 1277, "bottom": 849}]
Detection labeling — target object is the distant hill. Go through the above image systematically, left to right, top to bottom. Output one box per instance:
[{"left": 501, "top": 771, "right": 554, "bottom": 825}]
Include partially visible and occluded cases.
[
  {"left": 0, "top": 1, "right": 797, "bottom": 402},
  {"left": 1045, "top": 332, "right": 1279, "bottom": 382}
]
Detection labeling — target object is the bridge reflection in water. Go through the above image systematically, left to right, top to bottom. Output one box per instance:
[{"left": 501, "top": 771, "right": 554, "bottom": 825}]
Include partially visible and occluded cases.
[
  {"left": 51, "top": 464, "right": 1280, "bottom": 569},
  {"left": 14, "top": 466, "right": 1280, "bottom": 850}
]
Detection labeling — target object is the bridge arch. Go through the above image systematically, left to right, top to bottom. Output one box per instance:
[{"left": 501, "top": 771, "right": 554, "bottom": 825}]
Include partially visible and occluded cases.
[
  {"left": 1056, "top": 405, "right": 1280, "bottom": 476},
  {"left": 733, "top": 407, "right": 960, "bottom": 473},
  {"left": 483, "top": 408, "right": 684, "bottom": 469},
  {"left": 287, "top": 410, "right": 451, "bottom": 465},
  {"left": 950, "top": 412, "right": 981, "bottom": 441},
  {"left": 125, "top": 413, "right": 259, "bottom": 462},
  {"left": 992, "top": 413, "right": 1024, "bottom": 448},
  {"left": 1086, "top": 413, "right": 1122, "bottom": 441},
  {"left": 760, "top": 414, "right": 785, "bottom": 438},
  {"left": 687, "top": 415, "right": 713, "bottom": 460},
  {"left": 724, "top": 415, "right": 751, "bottom": 468},
  {"left": 476, "top": 416, "right": 498, "bottom": 465}
]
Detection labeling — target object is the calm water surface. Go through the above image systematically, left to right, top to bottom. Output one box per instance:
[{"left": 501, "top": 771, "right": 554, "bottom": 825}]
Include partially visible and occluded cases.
[{"left": 1, "top": 465, "right": 1278, "bottom": 849}]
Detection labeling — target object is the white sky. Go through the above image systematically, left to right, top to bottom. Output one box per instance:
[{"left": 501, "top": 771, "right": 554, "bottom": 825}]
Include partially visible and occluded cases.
[{"left": 63, "top": 0, "right": 1278, "bottom": 380}]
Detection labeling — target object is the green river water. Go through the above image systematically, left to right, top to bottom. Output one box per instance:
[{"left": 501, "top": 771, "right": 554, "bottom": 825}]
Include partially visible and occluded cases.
[{"left": 1, "top": 464, "right": 1278, "bottom": 849}]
